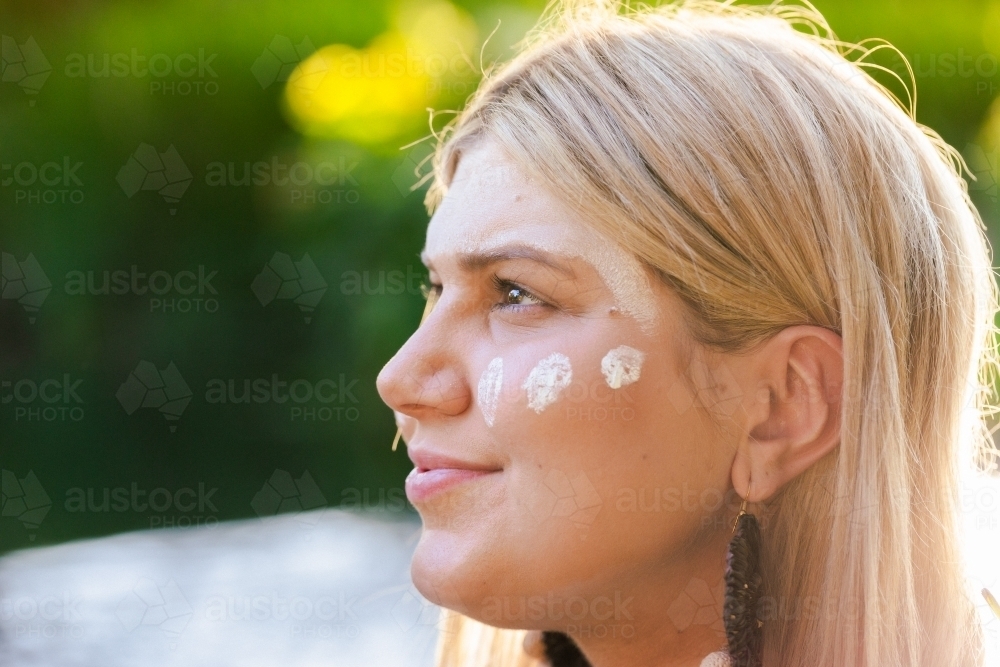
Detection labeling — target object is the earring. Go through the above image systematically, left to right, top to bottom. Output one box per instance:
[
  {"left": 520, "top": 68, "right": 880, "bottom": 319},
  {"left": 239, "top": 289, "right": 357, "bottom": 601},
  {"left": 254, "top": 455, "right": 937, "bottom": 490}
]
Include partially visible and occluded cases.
[
  {"left": 391, "top": 282, "right": 441, "bottom": 451},
  {"left": 723, "top": 481, "right": 763, "bottom": 667},
  {"left": 541, "top": 631, "right": 590, "bottom": 667}
]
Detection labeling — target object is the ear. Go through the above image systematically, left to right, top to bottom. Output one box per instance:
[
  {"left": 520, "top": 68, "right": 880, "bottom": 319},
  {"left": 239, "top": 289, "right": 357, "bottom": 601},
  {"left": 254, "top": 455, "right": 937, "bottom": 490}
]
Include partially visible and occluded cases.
[{"left": 730, "top": 325, "right": 843, "bottom": 502}]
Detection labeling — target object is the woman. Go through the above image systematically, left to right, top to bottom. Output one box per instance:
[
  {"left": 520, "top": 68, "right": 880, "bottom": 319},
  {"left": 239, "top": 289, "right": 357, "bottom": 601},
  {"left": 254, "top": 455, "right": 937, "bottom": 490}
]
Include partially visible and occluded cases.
[{"left": 376, "top": 1, "right": 999, "bottom": 665}]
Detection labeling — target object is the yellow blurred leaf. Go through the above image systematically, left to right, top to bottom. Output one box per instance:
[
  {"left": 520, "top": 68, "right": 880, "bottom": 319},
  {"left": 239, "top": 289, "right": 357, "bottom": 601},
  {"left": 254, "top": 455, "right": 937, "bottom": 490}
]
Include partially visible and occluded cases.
[{"left": 283, "top": 0, "right": 478, "bottom": 146}]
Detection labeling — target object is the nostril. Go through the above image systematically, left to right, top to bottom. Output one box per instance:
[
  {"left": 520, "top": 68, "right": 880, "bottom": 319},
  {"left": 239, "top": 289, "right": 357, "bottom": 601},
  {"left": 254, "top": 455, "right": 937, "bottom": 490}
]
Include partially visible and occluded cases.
[
  {"left": 374, "top": 327, "right": 472, "bottom": 418},
  {"left": 438, "top": 384, "right": 471, "bottom": 414}
]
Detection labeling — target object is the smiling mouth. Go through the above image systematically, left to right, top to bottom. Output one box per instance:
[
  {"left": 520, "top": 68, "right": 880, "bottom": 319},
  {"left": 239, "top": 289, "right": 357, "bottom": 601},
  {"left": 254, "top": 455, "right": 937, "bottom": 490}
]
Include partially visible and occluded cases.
[{"left": 404, "top": 466, "right": 502, "bottom": 503}]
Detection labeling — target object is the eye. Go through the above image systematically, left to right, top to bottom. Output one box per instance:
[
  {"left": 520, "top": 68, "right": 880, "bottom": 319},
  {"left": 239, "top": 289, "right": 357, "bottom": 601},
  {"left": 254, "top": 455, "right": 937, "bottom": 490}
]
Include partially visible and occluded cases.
[
  {"left": 492, "top": 276, "right": 545, "bottom": 310},
  {"left": 502, "top": 286, "right": 537, "bottom": 305}
]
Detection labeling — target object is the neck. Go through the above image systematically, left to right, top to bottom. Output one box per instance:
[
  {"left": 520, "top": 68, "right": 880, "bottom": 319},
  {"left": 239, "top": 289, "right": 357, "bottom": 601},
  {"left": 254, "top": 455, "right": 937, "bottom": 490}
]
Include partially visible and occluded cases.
[{"left": 568, "top": 526, "right": 731, "bottom": 667}]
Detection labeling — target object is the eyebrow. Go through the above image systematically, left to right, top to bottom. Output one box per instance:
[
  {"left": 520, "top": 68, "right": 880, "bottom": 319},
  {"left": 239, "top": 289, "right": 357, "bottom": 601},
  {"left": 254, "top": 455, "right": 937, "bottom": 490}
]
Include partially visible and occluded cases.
[{"left": 420, "top": 243, "right": 577, "bottom": 277}]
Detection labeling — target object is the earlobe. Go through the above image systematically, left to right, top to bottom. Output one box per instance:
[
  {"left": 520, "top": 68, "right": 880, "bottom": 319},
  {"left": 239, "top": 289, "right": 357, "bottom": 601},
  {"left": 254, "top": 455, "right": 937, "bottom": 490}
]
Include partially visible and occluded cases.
[{"left": 732, "top": 325, "right": 843, "bottom": 502}]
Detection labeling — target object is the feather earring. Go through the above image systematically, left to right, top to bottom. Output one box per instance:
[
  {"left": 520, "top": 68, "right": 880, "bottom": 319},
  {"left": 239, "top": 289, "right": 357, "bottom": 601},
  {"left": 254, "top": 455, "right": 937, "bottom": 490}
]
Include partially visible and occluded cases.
[{"left": 723, "top": 483, "right": 763, "bottom": 667}]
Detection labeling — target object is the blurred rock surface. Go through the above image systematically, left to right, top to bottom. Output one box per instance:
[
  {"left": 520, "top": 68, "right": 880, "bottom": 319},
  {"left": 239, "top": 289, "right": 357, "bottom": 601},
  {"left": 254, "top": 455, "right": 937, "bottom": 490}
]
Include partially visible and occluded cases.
[{"left": 0, "top": 509, "right": 439, "bottom": 667}]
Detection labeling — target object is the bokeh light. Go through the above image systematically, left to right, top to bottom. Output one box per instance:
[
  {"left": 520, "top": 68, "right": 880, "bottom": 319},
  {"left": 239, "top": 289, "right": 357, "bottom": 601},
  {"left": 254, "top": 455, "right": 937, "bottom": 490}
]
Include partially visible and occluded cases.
[{"left": 283, "top": 0, "right": 478, "bottom": 146}]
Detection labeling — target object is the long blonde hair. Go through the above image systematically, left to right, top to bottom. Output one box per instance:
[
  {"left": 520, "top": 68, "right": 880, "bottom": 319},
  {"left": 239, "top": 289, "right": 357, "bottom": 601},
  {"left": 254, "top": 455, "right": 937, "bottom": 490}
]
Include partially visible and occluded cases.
[{"left": 421, "top": 1, "right": 1000, "bottom": 665}]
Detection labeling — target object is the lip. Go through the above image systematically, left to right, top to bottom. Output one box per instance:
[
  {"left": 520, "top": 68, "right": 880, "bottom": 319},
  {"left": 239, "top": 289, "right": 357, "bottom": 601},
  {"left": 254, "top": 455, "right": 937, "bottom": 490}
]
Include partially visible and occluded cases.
[{"left": 405, "top": 449, "right": 502, "bottom": 503}]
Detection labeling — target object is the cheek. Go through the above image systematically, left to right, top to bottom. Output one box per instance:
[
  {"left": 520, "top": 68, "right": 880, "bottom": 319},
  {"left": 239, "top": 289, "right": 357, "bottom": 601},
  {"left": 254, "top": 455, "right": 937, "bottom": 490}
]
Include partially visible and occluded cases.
[
  {"left": 484, "top": 345, "right": 651, "bottom": 455},
  {"left": 422, "top": 347, "right": 732, "bottom": 606},
  {"left": 484, "top": 347, "right": 653, "bottom": 530},
  {"left": 482, "top": 351, "right": 576, "bottom": 431}
]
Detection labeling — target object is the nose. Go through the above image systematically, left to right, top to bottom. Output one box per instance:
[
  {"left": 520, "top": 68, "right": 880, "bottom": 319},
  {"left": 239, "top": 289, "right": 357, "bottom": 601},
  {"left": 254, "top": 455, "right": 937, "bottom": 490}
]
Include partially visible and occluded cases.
[{"left": 376, "top": 313, "right": 472, "bottom": 422}]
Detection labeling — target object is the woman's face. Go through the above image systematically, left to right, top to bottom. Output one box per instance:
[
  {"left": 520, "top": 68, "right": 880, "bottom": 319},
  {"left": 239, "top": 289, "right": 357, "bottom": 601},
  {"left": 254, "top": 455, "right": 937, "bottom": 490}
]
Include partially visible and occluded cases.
[{"left": 376, "top": 139, "right": 742, "bottom": 633}]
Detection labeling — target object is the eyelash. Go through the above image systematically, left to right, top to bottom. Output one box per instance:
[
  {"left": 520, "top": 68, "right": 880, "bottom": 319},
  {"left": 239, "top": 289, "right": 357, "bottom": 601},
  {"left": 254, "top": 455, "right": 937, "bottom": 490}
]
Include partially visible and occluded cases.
[
  {"left": 490, "top": 275, "right": 545, "bottom": 311},
  {"left": 418, "top": 277, "right": 546, "bottom": 313}
]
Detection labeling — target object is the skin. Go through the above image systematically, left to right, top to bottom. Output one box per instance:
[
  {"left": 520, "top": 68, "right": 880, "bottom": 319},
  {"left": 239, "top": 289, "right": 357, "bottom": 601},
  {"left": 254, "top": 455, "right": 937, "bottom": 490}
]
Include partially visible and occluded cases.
[{"left": 376, "top": 140, "right": 843, "bottom": 667}]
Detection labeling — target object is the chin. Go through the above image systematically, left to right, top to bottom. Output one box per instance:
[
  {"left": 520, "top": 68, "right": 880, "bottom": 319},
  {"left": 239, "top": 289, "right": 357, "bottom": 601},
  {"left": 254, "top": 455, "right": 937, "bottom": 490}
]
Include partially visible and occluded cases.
[{"left": 410, "top": 527, "right": 511, "bottom": 619}]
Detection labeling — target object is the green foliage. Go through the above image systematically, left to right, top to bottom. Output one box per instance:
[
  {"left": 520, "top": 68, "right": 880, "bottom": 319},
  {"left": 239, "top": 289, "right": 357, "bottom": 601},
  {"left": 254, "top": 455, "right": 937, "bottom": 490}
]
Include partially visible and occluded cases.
[{"left": 1, "top": 0, "right": 997, "bottom": 554}]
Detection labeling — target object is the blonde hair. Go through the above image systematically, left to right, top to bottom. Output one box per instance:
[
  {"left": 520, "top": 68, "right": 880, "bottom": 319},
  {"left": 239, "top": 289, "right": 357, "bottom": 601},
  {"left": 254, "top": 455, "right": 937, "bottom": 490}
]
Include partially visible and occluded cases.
[{"left": 421, "top": 1, "right": 1000, "bottom": 665}]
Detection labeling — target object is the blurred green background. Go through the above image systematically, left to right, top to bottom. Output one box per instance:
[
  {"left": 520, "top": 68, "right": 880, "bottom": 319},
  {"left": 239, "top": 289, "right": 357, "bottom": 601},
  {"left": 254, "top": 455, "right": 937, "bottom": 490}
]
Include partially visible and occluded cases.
[{"left": 2, "top": 0, "right": 1000, "bottom": 555}]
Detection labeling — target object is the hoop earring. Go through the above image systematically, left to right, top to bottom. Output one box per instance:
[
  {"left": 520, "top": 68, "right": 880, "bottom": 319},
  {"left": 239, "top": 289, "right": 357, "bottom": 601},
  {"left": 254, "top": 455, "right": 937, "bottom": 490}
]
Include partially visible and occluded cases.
[{"left": 723, "top": 480, "right": 763, "bottom": 667}]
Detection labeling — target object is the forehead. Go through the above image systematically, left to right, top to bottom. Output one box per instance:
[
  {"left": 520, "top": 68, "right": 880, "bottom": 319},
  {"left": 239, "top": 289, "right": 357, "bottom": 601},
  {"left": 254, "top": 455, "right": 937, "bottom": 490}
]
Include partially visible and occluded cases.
[{"left": 423, "top": 141, "right": 605, "bottom": 263}]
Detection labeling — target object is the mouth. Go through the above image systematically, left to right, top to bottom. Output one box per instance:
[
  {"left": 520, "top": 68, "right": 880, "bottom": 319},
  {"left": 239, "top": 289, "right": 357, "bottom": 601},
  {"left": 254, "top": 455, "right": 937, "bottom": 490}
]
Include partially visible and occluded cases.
[{"left": 405, "top": 449, "right": 502, "bottom": 503}]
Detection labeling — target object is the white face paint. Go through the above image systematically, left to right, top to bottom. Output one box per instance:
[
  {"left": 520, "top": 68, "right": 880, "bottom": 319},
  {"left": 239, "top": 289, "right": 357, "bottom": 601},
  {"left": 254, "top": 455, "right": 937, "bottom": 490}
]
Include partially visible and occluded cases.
[
  {"left": 424, "top": 142, "right": 659, "bottom": 333},
  {"left": 455, "top": 230, "right": 658, "bottom": 334},
  {"left": 588, "top": 243, "right": 657, "bottom": 332},
  {"left": 601, "top": 345, "right": 645, "bottom": 389},
  {"left": 522, "top": 353, "right": 573, "bottom": 413},
  {"left": 477, "top": 357, "right": 504, "bottom": 427}
]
